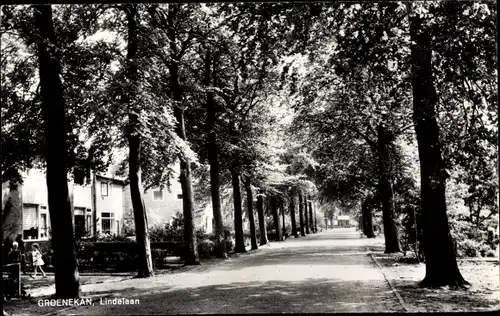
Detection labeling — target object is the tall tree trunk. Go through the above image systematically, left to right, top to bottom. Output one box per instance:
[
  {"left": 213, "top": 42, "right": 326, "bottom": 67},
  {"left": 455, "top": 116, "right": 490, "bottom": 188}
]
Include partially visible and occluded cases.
[
  {"left": 33, "top": 4, "right": 80, "bottom": 297},
  {"left": 124, "top": 5, "right": 154, "bottom": 277},
  {"left": 167, "top": 7, "right": 199, "bottom": 265},
  {"left": 410, "top": 13, "right": 467, "bottom": 287},
  {"left": 203, "top": 51, "right": 226, "bottom": 258},
  {"left": 377, "top": 124, "right": 401, "bottom": 253},
  {"left": 128, "top": 136, "right": 154, "bottom": 277},
  {"left": 91, "top": 170, "right": 98, "bottom": 236},
  {"left": 231, "top": 170, "right": 246, "bottom": 253},
  {"left": 244, "top": 178, "right": 258, "bottom": 250},
  {"left": 289, "top": 191, "right": 299, "bottom": 238},
  {"left": 257, "top": 193, "right": 269, "bottom": 245},
  {"left": 299, "top": 193, "right": 306, "bottom": 236},
  {"left": 271, "top": 196, "right": 282, "bottom": 241},
  {"left": 304, "top": 198, "right": 310, "bottom": 234},
  {"left": 362, "top": 198, "right": 376, "bottom": 238},
  {"left": 281, "top": 199, "right": 286, "bottom": 238},
  {"left": 308, "top": 200, "right": 314, "bottom": 233},
  {"left": 311, "top": 202, "right": 318, "bottom": 233},
  {"left": 312, "top": 202, "right": 315, "bottom": 232},
  {"left": 359, "top": 213, "right": 364, "bottom": 232}
]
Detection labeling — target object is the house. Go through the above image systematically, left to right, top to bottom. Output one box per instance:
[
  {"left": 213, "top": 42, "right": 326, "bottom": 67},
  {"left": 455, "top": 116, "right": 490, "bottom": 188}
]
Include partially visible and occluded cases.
[
  {"left": 2, "top": 164, "right": 215, "bottom": 244},
  {"left": 1, "top": 168, "right": 125, "bottom": 243},
  {"left": 122, "top": 171, "right": 183, "bottom": 230},
  {"left": 336, "top": 215, "right": 351, "bottom": 227}
]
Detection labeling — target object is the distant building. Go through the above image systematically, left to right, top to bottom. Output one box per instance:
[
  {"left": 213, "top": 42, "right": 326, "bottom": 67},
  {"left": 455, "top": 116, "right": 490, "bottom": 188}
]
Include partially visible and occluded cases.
[{"left": 336, "top": 215, "right": 351, "bottom": 227}]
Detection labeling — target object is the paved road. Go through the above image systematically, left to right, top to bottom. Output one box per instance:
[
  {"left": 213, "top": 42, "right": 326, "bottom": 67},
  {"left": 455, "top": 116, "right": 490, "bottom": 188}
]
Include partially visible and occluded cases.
[{"left": 58, "top": 228, "right": 404, "bottom": 314}]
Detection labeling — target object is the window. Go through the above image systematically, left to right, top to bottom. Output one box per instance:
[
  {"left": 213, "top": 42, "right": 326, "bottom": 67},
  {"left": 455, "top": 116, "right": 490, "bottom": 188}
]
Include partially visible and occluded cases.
[
  {"left": 101, "top": 182, "right": 109, "bottom": 196},
  {"left": 153, "top": 189, "right": 164, "bottom": 201},
  {"left": 177, "top": 194, "right": 183, "bottom": 199},
  {"left": 22, "top": 204, "right": 50, "bottom": 240},
  {"left": 74, "top": 207, "right": 86, "bottom": 238},
  {"left": 101, "top": 212, "right": 115, "bottom": 234},
  {"left": 40, "top": 213, "right": 48, "bottom": 238}
]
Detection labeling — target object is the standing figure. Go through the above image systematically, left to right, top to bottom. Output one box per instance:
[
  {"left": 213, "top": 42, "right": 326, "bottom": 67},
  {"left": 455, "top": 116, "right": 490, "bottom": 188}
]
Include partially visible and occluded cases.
[
  {"left": 8, "top": 242, "right": 22, "bottom": 265},
  {"left": 31, "top": 243, "right": 46, "bottom": 277}
]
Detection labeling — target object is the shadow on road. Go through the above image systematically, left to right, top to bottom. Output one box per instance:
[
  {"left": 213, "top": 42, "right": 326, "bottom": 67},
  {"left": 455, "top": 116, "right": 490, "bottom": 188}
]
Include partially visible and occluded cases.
[{"left": 65, "top": 278, "right": 405, "bottom": 314}]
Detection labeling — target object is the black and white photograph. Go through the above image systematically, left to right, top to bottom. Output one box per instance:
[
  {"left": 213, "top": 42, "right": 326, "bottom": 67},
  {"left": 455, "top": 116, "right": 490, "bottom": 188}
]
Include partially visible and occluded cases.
[{"left": 1, "top": 1, "right": 498, "bottom": 314}]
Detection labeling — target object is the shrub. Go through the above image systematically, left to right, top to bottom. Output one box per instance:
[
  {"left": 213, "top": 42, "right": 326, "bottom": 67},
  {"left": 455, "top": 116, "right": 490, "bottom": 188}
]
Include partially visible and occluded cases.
[
  {"left": 244, "top": 237, "right": 251, "bottom": 247},
  {"left": 225, "top": 238, "right": 235, "bottom": 253},
  {"left": 457, "top": 238, "right": 481, "bottom": 257},
  {"left": 197, "top": 239, "right": 215, "bottom": 259},
  {"left": 479, "top": 243, "right": 492, "bottom": 257},
  {"left": 152, "top": 249, "right": 172, "bottom": 269},
  {"left": 485, "top": 249, "right": 496, "bottom": 258}
]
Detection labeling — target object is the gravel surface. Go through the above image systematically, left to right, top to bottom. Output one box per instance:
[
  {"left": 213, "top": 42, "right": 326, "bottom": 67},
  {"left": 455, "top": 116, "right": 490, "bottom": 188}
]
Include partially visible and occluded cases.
[
  {"left": 5, "top": 228, "right": 404, "bottom": 315},
  {"left": 11, "top": 229, "right": 496, "bottom": 314},
  {"left": 368, "top": 237, "right": 500, "bottom": 312}
]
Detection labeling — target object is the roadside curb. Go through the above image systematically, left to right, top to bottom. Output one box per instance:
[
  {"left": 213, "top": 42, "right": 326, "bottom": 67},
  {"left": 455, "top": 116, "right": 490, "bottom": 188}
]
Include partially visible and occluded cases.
[{"left": 365, "top": 246, "right": 411, "bottom": 313}]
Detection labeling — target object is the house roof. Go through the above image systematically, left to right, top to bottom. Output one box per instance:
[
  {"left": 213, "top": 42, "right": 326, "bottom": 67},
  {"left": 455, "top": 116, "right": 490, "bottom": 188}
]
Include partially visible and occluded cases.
[{"left": 96, "top": 174, "right": 128, "bottom": 185}]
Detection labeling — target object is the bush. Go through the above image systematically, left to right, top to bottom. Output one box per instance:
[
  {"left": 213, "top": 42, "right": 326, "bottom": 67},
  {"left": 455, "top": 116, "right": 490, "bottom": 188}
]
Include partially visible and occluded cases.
[
  {"left": 148, "top": 212, "right": 209, "bottom": 243},
  {"left": 225, "top": 238, "right": 235, "bottom": 253},
  {"left": 457, "top": 238, "right": 482, "bottom": 257},
  {"left": 197, "top": 239, "right": 215, "bottom": 259},
  {"left": 479, "top": 243, "right": 492, "bottom": 257},
  {"left": 152, "top": 249, "right": 172, "bottom": 269},
  {"left": 485, "top": 249, "right": 496, "bottom": 258}
]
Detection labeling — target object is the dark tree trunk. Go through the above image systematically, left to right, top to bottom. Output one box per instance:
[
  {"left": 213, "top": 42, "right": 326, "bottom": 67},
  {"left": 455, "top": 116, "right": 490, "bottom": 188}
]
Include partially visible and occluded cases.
[
  {"left": 33, "top": 4, "right": 80, "bottom": 297},
  {"left": 124, "top": 4, "right": 154, "bottom": 278},
  {"left": 167, "top": 6, "right": 199, "bottom": 265},
  {"left": 410, "top": 13, "right": 467, "bottom": 287},
  {"left": 203, "top": 52, "right": 226, "bottom": 258},
  {"left": 377, "top": 124, "right": 401, "bottom": 253},
  {"left": 128, "top": 136, "right": 154, "bottom": 277},
  {"left": 91, "top": 170, "right": 98, "bottom": 236},
  {"left": 231, "top": 170, "right": 246, "bottom": 253},
  {"left": 244, "top": 179, "right": 258, "bottom": 250},
  {"left": 289, "top": 191, "right": 299, "bottom": 238},
  {"left": 256, "top": 193, "right": 269, "bottom": 245},
  {"left": 298, "top": 193, "right": 306, "bottom": 236},
  {"left": 270, "top": 197, "right": 282, "bottom": 241},
  {"left": 304, "top": 198, "right": 310, "bottom": 234},
  {"left": 362, "top": 198, "right": 376, "bottom": 238},
  {"left": 281, "top": 199, "right": 286, "bottom": 238},
  {"left": 308, "top": 200, "right": 314, "bottom": 233},
  {"left": 311, "top": 202, "right": 318, "bottom": 233},
  {"left": 311, "top": 202, "right": 316, "bottom": 232}
]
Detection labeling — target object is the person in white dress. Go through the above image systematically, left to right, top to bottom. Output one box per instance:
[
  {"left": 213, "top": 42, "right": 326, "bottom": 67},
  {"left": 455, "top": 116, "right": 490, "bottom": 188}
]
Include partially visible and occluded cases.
[{"left": 31, "top": 243, "right": 46, "bottom": 277}]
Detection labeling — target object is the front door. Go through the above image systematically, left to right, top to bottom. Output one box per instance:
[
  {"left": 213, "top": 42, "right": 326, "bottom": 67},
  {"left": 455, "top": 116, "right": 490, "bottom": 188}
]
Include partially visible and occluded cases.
[{"left": 74, "top": 215, "right": 86, "bottom": 239}]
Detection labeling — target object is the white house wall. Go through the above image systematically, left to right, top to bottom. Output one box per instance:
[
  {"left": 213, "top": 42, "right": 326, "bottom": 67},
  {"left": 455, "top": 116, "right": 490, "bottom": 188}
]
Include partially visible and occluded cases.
[
  {"left": 21, "top": 169, "right": 48, "bottom": 205},
  {"left": 95, "top": 179, "right": 124, "bottom": 234},
  {"left": 73, "top": 184, "right": 92, "bottom": 209}
]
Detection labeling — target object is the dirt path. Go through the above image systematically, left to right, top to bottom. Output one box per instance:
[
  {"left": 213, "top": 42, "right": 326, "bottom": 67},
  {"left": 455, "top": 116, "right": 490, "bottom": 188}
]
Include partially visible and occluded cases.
[{"left": 23, "top": 228, "right": 404, "bottom": 315}]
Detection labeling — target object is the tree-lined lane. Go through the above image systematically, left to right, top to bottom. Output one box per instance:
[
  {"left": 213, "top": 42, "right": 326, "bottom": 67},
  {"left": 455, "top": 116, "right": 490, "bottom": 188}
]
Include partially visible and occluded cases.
[{"left": 65, "top": 228, "right": 404, "bottom": 314}]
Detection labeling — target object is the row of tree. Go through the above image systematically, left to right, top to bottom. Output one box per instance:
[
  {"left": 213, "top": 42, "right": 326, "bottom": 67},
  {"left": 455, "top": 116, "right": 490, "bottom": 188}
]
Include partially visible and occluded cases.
[
  {"left": 286, "top": 1, "right": 497, "bottom": 287},
  {"left": 1, "top": 2, "right": 497, "bottom": 297},
  {"left": 1, "top": 3, "right": 324, "bottom": 298}
]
